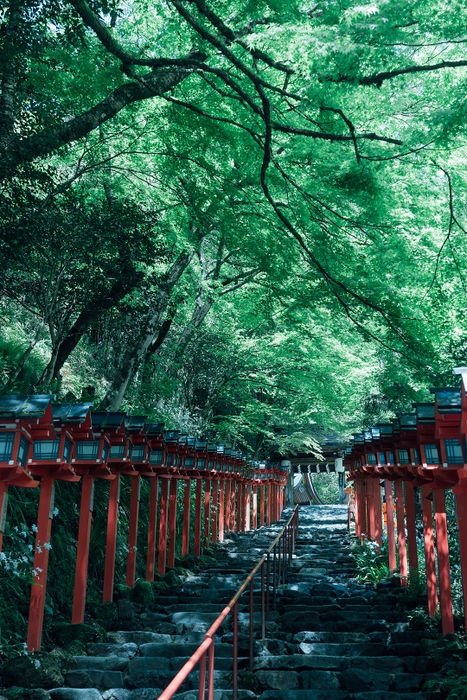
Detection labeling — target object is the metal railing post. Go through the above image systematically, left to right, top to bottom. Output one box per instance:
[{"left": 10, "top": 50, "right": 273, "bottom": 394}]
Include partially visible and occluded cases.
[
  {"left": 266, "top": 551, "right": 270, "bottom": 620},
  {"left": 261, "top": 561, "right": 265, "bottom": 639},
  {"left": 249, "top": 577, "right": 254, "bottom": 671},
  {"left": 233, "top": 601, "right": 238, "bottom": 700},
  {"left": 207, "top": 639, "right": 215, "bottom": 700},
  {"left": 198, "top": 649, "right": 207, "bottom": 700}
]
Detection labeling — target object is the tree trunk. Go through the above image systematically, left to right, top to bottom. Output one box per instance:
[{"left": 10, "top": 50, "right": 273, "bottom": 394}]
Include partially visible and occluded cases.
[
  {"left": 100, "top": 250, "right": 193, "bottom": 411},
  {"left": 36, "top": 275, "right": 140, "bottom": 385}
]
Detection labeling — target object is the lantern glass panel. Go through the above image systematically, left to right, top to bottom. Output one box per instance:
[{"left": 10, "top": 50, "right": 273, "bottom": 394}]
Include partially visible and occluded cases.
[
  {"left": 0, "top": 432, "right": 14, "bottom": 461},
  {"left": 18, "top": 436, "right": 29, "bottom": 466},
  {"left": 63, "top": 437, "right": 72, "bottom": 463},
  {"left": 445, "top": 439, "right": 464, "bottom": 465},
  {"left": 34, "top": 440, "right": 60, "bottom": 460},
  {"left": 76, "top": 441, "right": 99, "bottom": 460},
  {"left": 101, "top": 442, "right": 109, "bottom": 462},
  {"left": 424, "top": 444, "right": 439, "bottom": 464},
  {"left": 110, "top": 445, "right": 125, "bottom": 459},
  {"left": 132, "top": 445, "right": 145, "bottom": 460},
  {"left": 412, "top": 447, "right": 420, "bottom": 464},
  {"left": 150, "top": 449, "right": 163, "bottom": 465},
  {"left": 398, "top": 449, "right": 409, "bottom": 465},
  {"left": 379, "top": 452, "right": 386, "bottom": 464},
  {"left": 388, "top": 452, "right": 395, "bottom": 465},
  {"left": 367, "top": 453, "right": 376, "bottom": 465},
  {"left": 185, "top": 457, "right": 194, "bottom": 468},
  {"left": 197, "top": 458, "right": 205, "bottom": 468},
  {"left": 208, "top": 460, "right": 214, "bottom": 469},
  {"left": 355, "top": 460, "right": 361, "bottom": 470}
]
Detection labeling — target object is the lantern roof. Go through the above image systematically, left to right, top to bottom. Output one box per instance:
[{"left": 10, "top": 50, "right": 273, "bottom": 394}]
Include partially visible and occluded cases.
[
  {"left": 429, "top": 387, "right": 462, "bottom": 413},
  {"left": 0, "top": 394, "right": 55, "bottom": 418},
  {"left": 52, "top": 402, "right": 93, "bottom": 424},
  {"left": 414, "top": 403, "right": 435, "bottom": 422},
  {"left": 91, "top": 412, "right": 126, "bottom": 431},
  {"left": 398, "top": 413, "right": 417, "bottom": 430},
  {"left": 124, "top": 416, "right": 148, "bottom": 432},
  {"left": 391, "top": 417, "right": 400, "bottom": 433},
  {"left": 146, "top": 422, "right": 164, "bottom": 436},
  {"left": 378, "top": 424, "right": 393, "bottom": 436},
  {"left": 370, "top": 427, "right": 380, "bottom": 440},
  {"left": 164, "top": 430, "right": 179, "bottom": 443},
  {"left": 363, "top": 430, "right": 372, "bottom": 442},
  {"left": 353, "top": 433, "right": 365, "bottom": 444},
  {"left": 178, "top": 434, "right": 188, "bottom": 446},
  {"left": 187, "top": 437, "right": 195, "bottom": 448},
  {"left": 195, "top": 439, "right": 207, "bottom": 451},
  {"left": 207, "top": 443, "right": 217, "bottom": 452},
  {"left": 217, "top": 444, "right": 225, "bottom": 454}
]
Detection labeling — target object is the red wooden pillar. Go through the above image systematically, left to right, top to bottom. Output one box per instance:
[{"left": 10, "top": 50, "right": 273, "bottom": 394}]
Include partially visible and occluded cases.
[
  {"left": 72, "top": 474, "right": 94, "bottom": 623},
  {"left": 103, "top": 475, "right": 120, "bottom": 602},
  {"left": 126, "top": 475, "right": 140, "bottom": 587},
  {"left": 27, "top": 476, "right": 55, "bottom": 651},
  {"left": 146, "top": 476, "right": 159, "bottom": 581},
  {"left": 158, "top": 477, "right": 169, "bottom": 575},
  {"left": 168, "top": 478, "right": 177, "bottom": 568},
  {"left": 181, "top": 478, "right": 191, "bottom": 558},
  {"left": 194, "top": 478, "right": 202, "bottom": 557},
  {"left": 204, "top": 479, "right": 211, "bottom": 548},
  {"left": 211, "top": 479, "right": 219, "bottom": 543},
  {"left": 218, "top": 479, "right": 225, "bottom": 542},
  {"left": 224, "top": 479, "right": 231, "bottom": 533},
  {"left": 367, "top": 479, "right": 375, "bottom": 541},
  {"left": 394, "top": 479, "right": 408, "bottom": 585},
  {"left": 230, "top": 480, "right": 236, "bottom": 531},
  {"left": 358, "top": 480, "right": 367, "bottom": 539},
  {"left": 373, "top": 480, "right": 383, "bottom": 547},
  {"left": 385, "top": 480, "right": 397, "bottom": 573},
  {"left": 353, "top": 481, "right": 361, "bottom": 537},
  {"left": 404, "top": 481, "right": 418, "bottom": 584},
  {"left": 0, "top": 482, "right": 8, "bottom": 552},
  {"left": 237, "top": 482, "right": 243, "bottom": 532},
  {"left": 245, "top": 484, "right": 251, "bottom": 531},
  {"left": 260, "top": 484, "right": 265, "bottom": 527},
  {"left": 422, "top": 484, "right": 438, "bottom": 617},
  {"left": 252, "top": 485, "right": 257, "bottom": 529},
  {"left": 266, "top": 485, "right": 271, "bottom": 526},
  {"left": 433, "top": 488, "right": 454, "bottom": 635},
  {"left": 454, "top": 490, "right": 467, "bottom": 634}
]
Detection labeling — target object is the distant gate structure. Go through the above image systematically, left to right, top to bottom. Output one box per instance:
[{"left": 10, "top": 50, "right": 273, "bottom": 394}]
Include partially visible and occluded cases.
[{"left": 293, "top": 473, "right": 323, "bottom": 505}]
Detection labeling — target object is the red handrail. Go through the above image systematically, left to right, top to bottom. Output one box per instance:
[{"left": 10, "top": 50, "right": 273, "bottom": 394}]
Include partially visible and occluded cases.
[{"left": 157, "top": 506, "right": 299, "bottom": 700}]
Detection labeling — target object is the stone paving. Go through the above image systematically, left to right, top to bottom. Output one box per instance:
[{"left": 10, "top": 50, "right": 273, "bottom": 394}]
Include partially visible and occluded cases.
[{"left": 5, "top": 505, "right": 467, "bottom": 700}]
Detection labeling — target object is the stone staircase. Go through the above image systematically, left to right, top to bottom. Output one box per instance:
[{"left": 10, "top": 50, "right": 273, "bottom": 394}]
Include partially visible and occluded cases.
[{"left": 5, "top": 505, "right": 466, "bottom": 700}]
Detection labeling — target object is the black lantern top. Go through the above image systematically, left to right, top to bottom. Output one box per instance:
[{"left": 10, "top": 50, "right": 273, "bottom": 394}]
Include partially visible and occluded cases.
[
  {"left": 429, "top": 387, "right": 462, "bottom": 413},
  {"left": 0, "top": 394, "right": 55, "bottom": 418},
  {"left": 52, "top": 403, "right": 93, "bottom": 425},
  {"left": 414, "top": 403, "right": 436, "bottom": 423},
  {"left": 91, "top": 412, "right": 126, "bottom": 431},
  {"left": 399, "top": 413, "right": 417, "bottom": 430},
  {"left": 124, "top": 415, "right": 148, "bottom": 432}
]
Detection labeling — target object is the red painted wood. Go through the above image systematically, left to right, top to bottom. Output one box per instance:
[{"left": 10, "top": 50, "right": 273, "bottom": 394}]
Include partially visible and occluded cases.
[
  {"left": 72, "top": 474, "right": 94, "bottom": 623},
  {"left": 103, "top": 475, "right": 120, "bottom": 602},
  {"left": 126, "top": 475, "right": 140, "bottom": 587},
  {"left": 27, "top": 476, "right": 55, "bottom": 650},
  {"left": 146, "top": 477, "right": 158, "bottom": 581},
  {"left": 158, "top": 477, "right": 169, "bottom": 575},
  {"left": 168, "top": 478, "right": 178, "bottom": 568},
  {"left": 181, "top": 478, "right": 191, "bottom": 558},
  {"left": 194, "top": 479, "right": 202, "bottom": 557},
  {"left": 204, "top": 479, "right": 211, "bottom": 548},
  {"left": 211, "top": 479, "right": 218, "bottom": 543},
  {"left": 218, "top": 479, "right": 225, "bottom": 541},
  {"left": 224, "top": 479, "right": 231, "bottom": 533},
  {"left": 367, "top": 479, "right": 375, "bottom": 541},
  {"left": 394, "top": 479, "right": 408, "bottom": 585},
  {"left": 230, "top": 480, "right": 236, "bottom": 531},
  {"left": 358, "top": 480, "right": 367, "bottom": 539},
  {"left": 373, "top": 480, "right": 383, "bottom": 547},
  {"left": 385, "top": 480, "right": 397, "bottom": 573},
  {"left": 354, "top": 481, "right": 361, "bottom": 538},
  {"left": 404, "top": 481, "right": 418, "bottom": 583},
  {"left": 0, "top": 482, "right": 7, "bottom": 552},
  {"left": 237, "top": 482, "right": 243, "bottom": 531},
  {"left": 245, "top": 484, "right": 250, "bottom": 531},
  {"left": 422, "top": 484, "right": 438, "bottom": 617},
  {"left": 252, "top": 485, "right": 257, "bottom": 529},
  {"left": 260, "top": 485, "right": 265, "bottom": 527},
  {"left": 266, "top": 485, "right": 271, "bottom": 527},
  {"left": 433, "top": 489, "right": 455, "bottom": 635},
  {"left": 454, "top": 492, "right": 467, "bottom": 635}
]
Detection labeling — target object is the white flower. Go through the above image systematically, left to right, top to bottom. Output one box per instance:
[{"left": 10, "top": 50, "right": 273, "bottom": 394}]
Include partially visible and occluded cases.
[
  {"left": 52, "top": 507, "right": 59, "bottom": 517},
  {"left": 31, "top": 524, "right": 38, "bottom": 533},
  {"left": 43, "top": 542, "right": 52, "bottom": 550},
  {"left": 36, "top": 546, "right": 42, "bottom": 553},
  {"left": 33, "top": 659, "right": 41, "bottom": 669}
]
